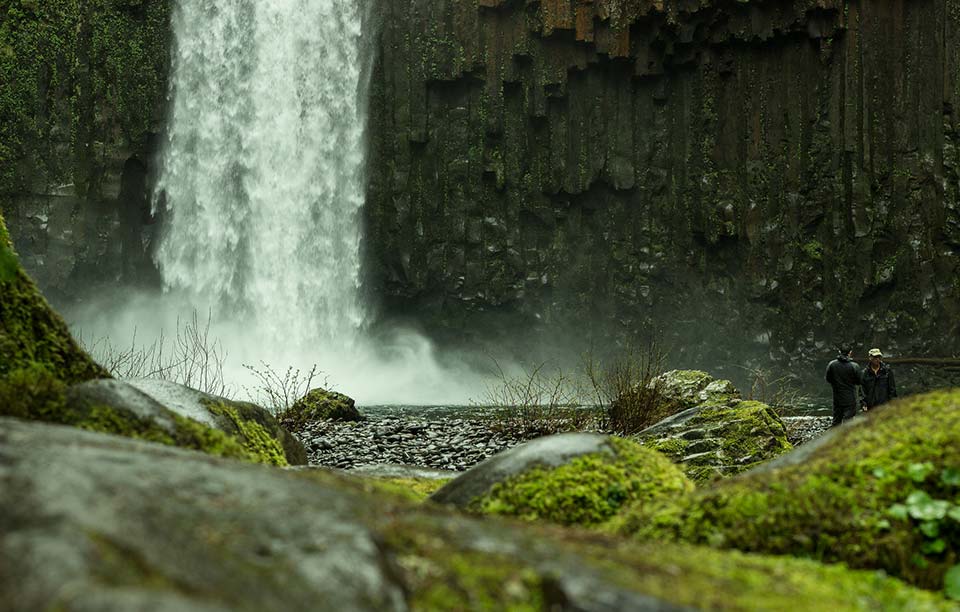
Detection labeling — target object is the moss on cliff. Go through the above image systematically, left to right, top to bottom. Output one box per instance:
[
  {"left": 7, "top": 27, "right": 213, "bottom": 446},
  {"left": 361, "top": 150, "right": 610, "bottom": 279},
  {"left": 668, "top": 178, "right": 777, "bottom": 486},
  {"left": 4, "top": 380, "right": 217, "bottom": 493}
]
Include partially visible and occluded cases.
[
  {"left": 0, "top": 0, "right": 169, "bottom": 196},
  {"left": 0, "top": 212, "right": 108, "bottom": 384},
  {"left": 619, "top": 390, "right": 960, "bottom": 592},
  {"left": 475, "top": 437, "right": 693, "bottom": 527}
]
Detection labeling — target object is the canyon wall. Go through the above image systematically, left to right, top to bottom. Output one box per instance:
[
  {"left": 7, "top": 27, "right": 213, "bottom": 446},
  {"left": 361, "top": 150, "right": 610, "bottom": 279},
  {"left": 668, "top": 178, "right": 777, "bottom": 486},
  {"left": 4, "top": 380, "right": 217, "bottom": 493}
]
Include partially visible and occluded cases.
[
  {"left": 0, "top": 0, "right": 169, "bottom": 303},
  {"left": 2, "top": 0, "right": 958, "bottom": 381},
  {"left": 365, "top": 0, "right": 960, "bottom": 375}
]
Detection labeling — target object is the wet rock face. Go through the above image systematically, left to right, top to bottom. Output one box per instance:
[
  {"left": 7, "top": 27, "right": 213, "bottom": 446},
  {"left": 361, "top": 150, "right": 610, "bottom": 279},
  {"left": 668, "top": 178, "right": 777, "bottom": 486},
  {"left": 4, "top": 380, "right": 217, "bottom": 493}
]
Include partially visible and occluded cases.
[
  {"left": 366, "top": 0, "right": 960, "bottom": 371},
  {"left": 1, "top": 2, "right": 169, "bottom": 306}
]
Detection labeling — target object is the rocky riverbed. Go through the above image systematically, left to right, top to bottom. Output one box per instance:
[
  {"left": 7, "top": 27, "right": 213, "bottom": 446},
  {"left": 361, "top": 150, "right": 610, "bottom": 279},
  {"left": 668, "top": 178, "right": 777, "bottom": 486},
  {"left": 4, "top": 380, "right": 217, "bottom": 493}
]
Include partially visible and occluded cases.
[{"left": 294, "top": 412, "right": 833, "bottom": 472}]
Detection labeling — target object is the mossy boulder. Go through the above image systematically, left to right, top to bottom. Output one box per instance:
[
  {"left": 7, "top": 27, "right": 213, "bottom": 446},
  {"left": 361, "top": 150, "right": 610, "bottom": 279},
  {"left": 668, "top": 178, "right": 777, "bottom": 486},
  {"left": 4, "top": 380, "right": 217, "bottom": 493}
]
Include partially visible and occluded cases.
[
  {"left": 0, "top": 212, "right": 108, "bottom": 384},
  {"left": 635, "top": 370, "right": 792, "bottom": 482},
  {"left": 124, "top": 378, "right": 307, "bottom": 466},
  {"left": 283, "top": 388, "right": 362, "bottom": 429},
  {"left": 620, "top": 389, "right": 960, "bottom": 592},
  {"left": 1, "top": 417, "right": 955, "bottom": 611},
  {"left": 431, "top": 433, "right": 693, "bottom": 527}
]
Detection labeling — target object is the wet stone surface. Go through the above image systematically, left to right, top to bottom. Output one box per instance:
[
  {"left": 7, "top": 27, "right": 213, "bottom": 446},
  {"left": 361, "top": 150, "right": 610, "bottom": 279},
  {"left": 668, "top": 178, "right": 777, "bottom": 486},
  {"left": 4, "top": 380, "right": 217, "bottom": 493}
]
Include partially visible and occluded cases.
[
  {"left": 294, "top": 413, "right": 831, "bottom": 472},
  {"left": 295, "top": 416, "right": 536, "bottom": 471}
]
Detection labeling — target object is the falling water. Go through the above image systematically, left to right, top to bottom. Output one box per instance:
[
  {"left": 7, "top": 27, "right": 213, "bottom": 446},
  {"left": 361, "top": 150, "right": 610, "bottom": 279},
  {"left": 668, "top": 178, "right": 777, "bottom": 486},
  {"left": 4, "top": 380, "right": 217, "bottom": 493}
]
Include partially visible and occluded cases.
[
  {"left": 64, "top": 0, "right": 496, "bottom": 404},
  {"left": 155, "top": 0, "right": 368, "bottom": 346}
]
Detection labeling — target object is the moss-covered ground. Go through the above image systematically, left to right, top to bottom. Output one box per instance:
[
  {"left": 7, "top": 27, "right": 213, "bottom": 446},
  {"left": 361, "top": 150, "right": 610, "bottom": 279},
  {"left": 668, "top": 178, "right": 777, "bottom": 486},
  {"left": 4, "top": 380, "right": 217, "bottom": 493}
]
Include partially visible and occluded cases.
[
  {"left": 619, "top": 389, "right": 960, "bottom": 592},
  {"left": 475, "top": 437, "right": 693, "bottom": 527}
]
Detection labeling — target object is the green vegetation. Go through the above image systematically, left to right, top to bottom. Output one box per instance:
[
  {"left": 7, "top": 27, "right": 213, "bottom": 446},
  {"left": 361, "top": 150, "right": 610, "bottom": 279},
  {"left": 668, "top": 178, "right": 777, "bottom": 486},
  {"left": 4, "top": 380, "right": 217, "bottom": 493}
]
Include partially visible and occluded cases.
[
  {"left": 0, "top": 0, "right": 169, "bottom": 196},
  {"left": 0, "top": 212, "right": 108, "bottom": 384},
  {"left": 0, "top": 365, "right": 277, "bottom": 465},
  {"left": 281, "top": 388, "right": 361, "bottom": 429},
  {"left": 619, "top": 390, "right": 960, "bottom": 592},
  {"left": 206, "top": 400, "right": 289, "bottom": 467},
  {"left": 476, "top": 437, "right": 693, "bottom": 527},
  {"left": 382, "top": 515, "right": 957, "bottom": 611}
]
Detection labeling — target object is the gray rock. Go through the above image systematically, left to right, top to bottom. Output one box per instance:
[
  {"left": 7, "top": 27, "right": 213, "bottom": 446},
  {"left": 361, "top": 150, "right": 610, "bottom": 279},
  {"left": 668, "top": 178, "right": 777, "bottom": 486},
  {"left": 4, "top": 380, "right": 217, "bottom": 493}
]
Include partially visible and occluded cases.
[
  {"left": 67, "top": 378, "right": 179, "bottom": 434},
  {"left": 74, "top": 378, "right": 307, "bottom": 466},
  {"left": 0, "top": 418, "right": 701, "bottom": 611},
  {"left": 430, "top": 433, "right": 613, "bottom": 507},
  {"left": 344, "top": 464, "right": 457, "bottom": 480}
]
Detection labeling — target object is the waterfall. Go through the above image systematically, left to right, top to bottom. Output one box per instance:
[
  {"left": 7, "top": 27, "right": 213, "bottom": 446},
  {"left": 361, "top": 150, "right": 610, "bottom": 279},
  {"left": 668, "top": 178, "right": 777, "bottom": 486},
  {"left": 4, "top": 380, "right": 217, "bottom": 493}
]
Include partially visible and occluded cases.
[{"left": 155, "top": 0, "right": 369, "bottom": 346}]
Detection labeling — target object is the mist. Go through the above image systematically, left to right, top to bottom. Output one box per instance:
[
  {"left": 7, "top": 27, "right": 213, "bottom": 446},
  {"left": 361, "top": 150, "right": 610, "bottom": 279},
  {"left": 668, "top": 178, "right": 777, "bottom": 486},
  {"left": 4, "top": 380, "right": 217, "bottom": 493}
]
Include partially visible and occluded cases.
[{"left": 64, "top": 288, "right": 504, "bottom": 407}]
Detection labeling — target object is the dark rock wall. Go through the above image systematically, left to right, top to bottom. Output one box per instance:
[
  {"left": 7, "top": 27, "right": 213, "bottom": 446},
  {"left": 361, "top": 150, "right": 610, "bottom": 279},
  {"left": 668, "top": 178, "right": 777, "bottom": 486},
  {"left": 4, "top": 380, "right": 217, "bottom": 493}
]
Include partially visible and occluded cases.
[
  {"left": 0, "top": 0, "right": 169, "bottom": 305},
  {"left": 3, "top": 0, "right": 958, "bottom": 382},
  {"left": 365, "top": 0, "right": 960, "bottom": 375}
]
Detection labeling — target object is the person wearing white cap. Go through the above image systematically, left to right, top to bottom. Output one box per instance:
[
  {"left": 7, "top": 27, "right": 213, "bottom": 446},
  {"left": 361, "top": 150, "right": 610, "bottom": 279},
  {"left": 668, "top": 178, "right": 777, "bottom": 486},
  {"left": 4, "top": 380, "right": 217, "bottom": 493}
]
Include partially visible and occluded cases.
[{"left": 861, "top": 348, "right": 897, "bottom": 411}]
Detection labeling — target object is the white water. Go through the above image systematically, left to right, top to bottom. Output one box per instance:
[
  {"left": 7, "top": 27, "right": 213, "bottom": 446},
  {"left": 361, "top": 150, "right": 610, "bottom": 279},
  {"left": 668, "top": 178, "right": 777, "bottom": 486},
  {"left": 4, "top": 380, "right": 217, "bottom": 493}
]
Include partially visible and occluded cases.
[
  {"left": 66, "top": 0, "right": 501, "bottom": 405},
  {"left": 156, "top": 0, "right": 367, "bottom": 345}
]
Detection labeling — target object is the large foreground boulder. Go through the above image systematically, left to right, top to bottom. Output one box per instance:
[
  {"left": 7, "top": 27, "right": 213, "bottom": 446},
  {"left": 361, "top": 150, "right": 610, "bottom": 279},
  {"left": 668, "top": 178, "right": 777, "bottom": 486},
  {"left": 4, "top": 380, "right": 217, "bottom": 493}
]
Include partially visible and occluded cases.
[
  {"left": 0, "top": 212, "right": 107, "bottom": 383},
  {"left": 635, "top": 370, "right": 792, "bottom": 482},
  {"left": 619, "top": 389, "right": 960, "bottom": 593},
  {"left": 0, "top": 418, "right": 952, "bottom": 611},
  {"left": 431, "top": 433, "right": 693, "bottom": 527}
]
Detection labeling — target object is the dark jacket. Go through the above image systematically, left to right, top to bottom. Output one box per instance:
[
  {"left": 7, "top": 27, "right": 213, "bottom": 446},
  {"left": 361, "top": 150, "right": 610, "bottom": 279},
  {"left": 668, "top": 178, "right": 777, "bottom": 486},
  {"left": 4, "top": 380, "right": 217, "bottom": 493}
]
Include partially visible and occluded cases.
[
  {"left": 826, "top": 355, "right": 862, "bottom": 407},
  {"left": 861, "top": 363, "right": 897, "bottom": 408}
]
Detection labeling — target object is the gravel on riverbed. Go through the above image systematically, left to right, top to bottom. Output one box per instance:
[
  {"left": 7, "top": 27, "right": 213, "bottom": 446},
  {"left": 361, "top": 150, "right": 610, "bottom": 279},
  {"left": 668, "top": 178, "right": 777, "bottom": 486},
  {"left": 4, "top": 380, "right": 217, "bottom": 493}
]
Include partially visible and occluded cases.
[{"left": 293, "top": 413, "right": 832, "bottom": 472}]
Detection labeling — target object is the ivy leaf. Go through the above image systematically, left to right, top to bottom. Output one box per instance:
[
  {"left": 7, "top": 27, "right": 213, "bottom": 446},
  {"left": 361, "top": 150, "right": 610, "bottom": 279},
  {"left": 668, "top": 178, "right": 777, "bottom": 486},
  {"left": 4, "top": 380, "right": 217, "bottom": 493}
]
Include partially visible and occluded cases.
[
  {"left": 908, "top": 462, "right": 935, "bottom": 483},
  {"left": 872, "top": 467, "right": 888, "bottom": 479},
  {"left": 942, "top": 468, "right": 960, "bottom": 487},
  {"left": 907, "top": 496, "right": 950, "bottom": 521},
  {"left": 887, "top": 504, "right": 909, "bottom": 520},
  {"left": 948, "top": 506, "right": 960, "bottom": 522},
  {"left": 875, "top": 519, "right": 891, "bottom": 531},
  {"left": 919, "top": 521, "right": 940, "bottom": 538},
  {"left": 922, "top": 539, "right": 946, "bottom": 555},
  {"left": 945, "top": 564, "right": 960, "bottom": 601}
]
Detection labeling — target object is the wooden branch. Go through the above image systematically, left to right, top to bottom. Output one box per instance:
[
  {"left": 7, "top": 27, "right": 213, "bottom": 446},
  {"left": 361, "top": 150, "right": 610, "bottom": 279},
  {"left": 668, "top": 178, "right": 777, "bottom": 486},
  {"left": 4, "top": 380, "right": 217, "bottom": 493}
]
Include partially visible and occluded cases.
[{"left": 853, "top": 357, "right": 960, "bottom": 366}]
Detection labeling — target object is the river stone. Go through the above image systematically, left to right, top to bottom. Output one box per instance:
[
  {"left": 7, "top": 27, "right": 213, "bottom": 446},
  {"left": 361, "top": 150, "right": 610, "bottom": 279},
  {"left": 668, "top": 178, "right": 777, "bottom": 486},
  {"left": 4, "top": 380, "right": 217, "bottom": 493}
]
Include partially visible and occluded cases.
[
  {"left": 636, "top": 371, "right": 791, "bottom": 482},
  {"left": 113, "top": 378, "right": 306, "bottom": 465},
  {"left": 1, "top": 418, "right": 947, "bottom": 611},
  {"left": 429, "top": 433, "right": 615, "bottom": 507}
]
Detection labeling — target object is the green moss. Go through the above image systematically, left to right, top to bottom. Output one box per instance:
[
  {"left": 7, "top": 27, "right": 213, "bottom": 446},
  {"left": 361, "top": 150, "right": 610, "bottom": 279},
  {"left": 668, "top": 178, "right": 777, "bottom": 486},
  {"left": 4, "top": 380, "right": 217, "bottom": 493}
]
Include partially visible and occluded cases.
[
  {"left": 0, "top": 0, "right": 170, "bottom": 196},
  {"left": 0, "top": 213, "right": 108, "bottom": 384},
  {"left": 802, "top": 240, "right": 824, "bottom": 261},
  {"left": 0, "top": 362, "right": 68, "bottom": 420},
  {"left": 0, "top": 366, "right": 258, "bottom": 464},
  {"left": 281, "top": 388, "right": 360, "bottom": 429},
  {"left": 621, "top": 390, "right": 960, "bottom": 591},
  {"left": 207, "top": 401, "right": 289, "bottom": 466},
  {"left": 649, "top": 436, "right": 689, "bottom": 456},
  {"left": 475, "top": 437, "right": 693, "bottom": 527},
  {"left": 356, "top": 476, "right": 451, "bottom": 503},
  {"left": 381, "top": 514, "right": 955, "bottom": 611},
  {"left": 383, "top": 525, "right": 546, "bottom": 611}
]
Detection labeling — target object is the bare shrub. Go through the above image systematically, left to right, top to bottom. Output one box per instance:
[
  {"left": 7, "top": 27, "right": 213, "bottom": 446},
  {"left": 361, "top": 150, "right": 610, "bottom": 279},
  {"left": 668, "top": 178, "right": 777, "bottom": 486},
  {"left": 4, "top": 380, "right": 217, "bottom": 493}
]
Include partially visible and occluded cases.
[
  {"left": 81, "top": 310, "right": 229, "bottom": 396},
  {"left": 584, "top": 342, "right": 669, "bottom": 435},
  {"left": 475, "top": 360, "right": 597, "bottom": 438},
  {"left": 242, "top": 362, "right": 321, "bottom": 417},
  {"left": 741, "top": 366, "right": 809, "bottom": 416}
]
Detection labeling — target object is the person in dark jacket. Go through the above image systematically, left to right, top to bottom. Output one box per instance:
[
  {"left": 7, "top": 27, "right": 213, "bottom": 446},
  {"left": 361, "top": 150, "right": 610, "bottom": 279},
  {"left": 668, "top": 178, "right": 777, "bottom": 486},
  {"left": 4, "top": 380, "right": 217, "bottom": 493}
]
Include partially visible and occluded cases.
[
  {"left": 826, "top": 345, "right": 862, "bottom": 427},
  {"left": 861, "top": 347, "right": 897, "bottom": 410}
]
